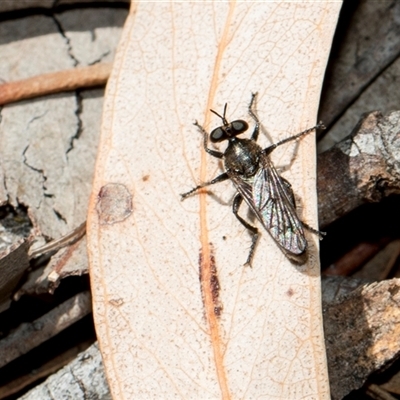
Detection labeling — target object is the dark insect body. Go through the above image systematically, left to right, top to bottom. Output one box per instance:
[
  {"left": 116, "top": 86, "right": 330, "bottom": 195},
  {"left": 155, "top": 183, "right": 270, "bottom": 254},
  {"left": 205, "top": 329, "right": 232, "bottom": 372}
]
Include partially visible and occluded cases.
[{"left": 181, "top": 93, "right": 325, "bottom": 266}]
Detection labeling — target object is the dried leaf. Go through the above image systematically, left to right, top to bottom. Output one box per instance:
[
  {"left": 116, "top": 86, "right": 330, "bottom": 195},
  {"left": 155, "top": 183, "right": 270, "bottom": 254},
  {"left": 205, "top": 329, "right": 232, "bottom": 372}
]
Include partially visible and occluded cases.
[{"left": 87, "top": 3, "right": 341, "bottom": 399}]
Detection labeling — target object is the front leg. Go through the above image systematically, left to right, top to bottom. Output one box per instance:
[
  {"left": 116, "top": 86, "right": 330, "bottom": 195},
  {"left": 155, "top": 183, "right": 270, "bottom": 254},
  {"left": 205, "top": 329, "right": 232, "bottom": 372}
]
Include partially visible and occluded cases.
[
  {"left": 248, "top": 92, "right": 261, "bottom": 142},
  {"left": 194, "top": 121, "right": 224, "bottom": 159},
  {"left": 263, "top": 122, "right": 326, "bottom": 155},
  {"left": 181, "top": 172, "right": 229, "bottom": 199}
]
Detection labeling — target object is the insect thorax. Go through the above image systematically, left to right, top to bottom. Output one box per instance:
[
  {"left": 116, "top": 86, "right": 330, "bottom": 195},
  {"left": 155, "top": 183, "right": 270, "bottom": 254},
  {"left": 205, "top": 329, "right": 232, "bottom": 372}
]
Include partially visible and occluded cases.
[{"left": 224, "top": 138, "right": 262, "bottom": 177}]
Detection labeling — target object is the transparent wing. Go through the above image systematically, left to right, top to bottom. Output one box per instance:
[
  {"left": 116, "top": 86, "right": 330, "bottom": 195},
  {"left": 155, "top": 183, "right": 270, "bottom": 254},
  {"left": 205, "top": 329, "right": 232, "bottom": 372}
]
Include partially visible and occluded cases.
[{"left": 228, "top": 157, "right": 306, "bottom": 255}]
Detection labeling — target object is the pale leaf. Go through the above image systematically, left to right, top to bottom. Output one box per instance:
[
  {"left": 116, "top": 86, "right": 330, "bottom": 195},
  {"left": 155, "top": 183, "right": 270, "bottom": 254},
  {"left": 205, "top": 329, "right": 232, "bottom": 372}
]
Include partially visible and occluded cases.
[{"left": 87, "top": 2, "right": 341, "bottom": 399}]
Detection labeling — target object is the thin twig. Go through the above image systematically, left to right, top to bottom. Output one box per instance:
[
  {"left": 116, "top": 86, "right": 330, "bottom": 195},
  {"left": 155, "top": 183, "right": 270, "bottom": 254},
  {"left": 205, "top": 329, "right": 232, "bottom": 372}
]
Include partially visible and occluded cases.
[
  {"left": 0, "top": 63, "right": 112, "bottom": 105},
  {"left": 28, "top": 221, "right": 86, "bottom": 259}
]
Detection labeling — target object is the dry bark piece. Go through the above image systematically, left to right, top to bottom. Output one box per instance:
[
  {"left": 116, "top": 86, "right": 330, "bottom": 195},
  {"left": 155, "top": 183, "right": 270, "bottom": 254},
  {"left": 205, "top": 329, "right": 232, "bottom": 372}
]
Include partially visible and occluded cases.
[
  {"left": 0, "top": 0, "right": 129, "bottom": 13},
  {"left": 0, "top": 0, "right": 53, "bottom": 12},
  {"left": 318, "top": 0, "right": 400, "bottom": 153},
  {"left": 319, "top": 0, "right": 400, "bottom": 131},
  {"left": 57, "top": 8, "right": 128, "bottom": 66},
  {"left": 0, "top": 11, "right": 125, "bottom": 240},
  {"left": 0, "top": 15, "right": 84, "bottom": 239},
  {"left": 320, "top": 35, "right": 400, "bottom": 154},
  {"left": 0, "top": 63, "right": 112, "bottom": 106},
  {"left": 317, "top": 110, "right": 400, "bottom": 228},
  {"left": 15, "top": 236, "right": 88, "bottom": 299},
  {"left": 45, "top": 236, "right": 88, "bottom": 291},
  {"left": 0, "top": 238, "right": 31, "bottom": 313},
  {"left": 321, "top": 275, "right": 369, "bottom": 305},
  {"left": 323, "top": 278, "right": 400, "bottom": 400},
  {"left": 0, "top": 291, "right": 91, "bottom": 369},
  {"left": 0, "top": 340, "right": 92, "bottom": 399},
  {"left": 18, "top": 342, "right": 111, "bottom": 400}
]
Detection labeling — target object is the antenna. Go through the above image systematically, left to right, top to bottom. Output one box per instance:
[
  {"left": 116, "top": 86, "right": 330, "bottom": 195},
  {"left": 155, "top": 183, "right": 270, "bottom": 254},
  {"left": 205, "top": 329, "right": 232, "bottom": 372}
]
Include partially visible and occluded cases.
[{"left": 210, "top": 103, "right": 228, "bottom": 125}]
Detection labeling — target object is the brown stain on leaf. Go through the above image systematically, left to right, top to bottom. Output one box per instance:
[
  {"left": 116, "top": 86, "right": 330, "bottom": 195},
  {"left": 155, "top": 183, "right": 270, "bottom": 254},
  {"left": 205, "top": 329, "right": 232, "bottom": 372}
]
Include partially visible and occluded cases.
[
  {"left": 96, "top": 183, "right": 133, "bottom": 225},
  {"left": 198, "top": 242, "right": 230, "bottom": 398},
  {"left": 199, "top": 244, "right": 223, "bottom": 317},
  {"left": 109, "top": 298, "right": 124, "bottom": 307}
]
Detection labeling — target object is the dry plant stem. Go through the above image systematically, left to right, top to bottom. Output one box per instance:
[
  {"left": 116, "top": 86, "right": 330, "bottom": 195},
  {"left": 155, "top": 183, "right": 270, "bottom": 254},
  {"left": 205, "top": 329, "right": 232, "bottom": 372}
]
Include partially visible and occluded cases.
[
  {"left": 0, "top": 63, "right": 112, "bottom": 105},
  {"left": 317, "top": 110, "right": 400, "bottom": 228},
  {"left": 28, "top": 221, "right": 86, "bottom": 259},
  {"left": 323, "top": 239, "right": 390, "bottom": 277},
  {"left": 352, "top": 239, "right": 400, "bottom": 281},
  {"left": 0, "top": 291, "right": 91, "bottom": 369},
  {"left": 380, "top": 367, "right": 400, "bottom": 395},
  {"left": 366, "top": 384, "right": 397, "bottom": 400}
]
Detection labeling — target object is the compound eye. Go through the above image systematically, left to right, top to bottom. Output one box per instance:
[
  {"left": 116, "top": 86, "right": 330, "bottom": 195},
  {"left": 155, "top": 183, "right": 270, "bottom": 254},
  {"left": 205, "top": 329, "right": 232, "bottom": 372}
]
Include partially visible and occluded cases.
[
  {"left": 231, "top": 120, "right": 248, "bottom": 134},
  {"left": 210, "top": 127, "right": 225, "bottom": 142}
]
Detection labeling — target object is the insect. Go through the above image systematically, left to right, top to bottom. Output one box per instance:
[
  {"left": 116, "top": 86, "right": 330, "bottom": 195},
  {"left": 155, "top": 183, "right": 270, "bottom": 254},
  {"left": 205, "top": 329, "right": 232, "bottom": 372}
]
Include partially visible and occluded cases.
[{"left": 181, "top": 93, "right": 325, "bottom": 266}]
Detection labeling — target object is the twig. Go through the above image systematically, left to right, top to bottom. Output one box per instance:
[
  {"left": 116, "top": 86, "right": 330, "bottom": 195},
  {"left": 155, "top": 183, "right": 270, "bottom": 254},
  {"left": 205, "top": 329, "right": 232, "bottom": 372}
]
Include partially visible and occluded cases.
[
  {"left": 0, "top": 63, "right": 112, "bottom": 105},
  {"left": 28, "top": 221, "right": 86, "bottom": 259},
  {"left": 323, "top": 239, "right": 390, "bottom": 276}
]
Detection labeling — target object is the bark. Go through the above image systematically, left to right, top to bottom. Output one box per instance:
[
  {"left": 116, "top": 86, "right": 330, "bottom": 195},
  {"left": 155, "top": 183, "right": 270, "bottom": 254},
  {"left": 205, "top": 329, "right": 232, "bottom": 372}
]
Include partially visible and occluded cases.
[{"left": 318, "top": 111, "right": 400, "bottom": 228}]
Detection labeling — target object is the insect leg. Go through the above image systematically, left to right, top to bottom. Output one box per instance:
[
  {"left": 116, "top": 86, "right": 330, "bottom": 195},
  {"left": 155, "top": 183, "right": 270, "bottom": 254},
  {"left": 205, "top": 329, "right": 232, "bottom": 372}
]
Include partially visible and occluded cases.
[
  {"left": 247, "top": 92, "right": 260, "bottom": 142},
  {"left": 194, "top": 121, "right": 224, "bottom": 159},
  {"left": 263, "top": 122, "right": 326, "bottom": 155},
  {"left": 181, "top": 172, "right": 229, "bottom": 199},
  {"left": 279, "top": 176, "right": 326, "bottom": 240},
  {"left": 232, "top": 193, "right": 259, "bottom": 267},
  {"left": 301, "top": 222, "right": 326, "bottom": 240}
]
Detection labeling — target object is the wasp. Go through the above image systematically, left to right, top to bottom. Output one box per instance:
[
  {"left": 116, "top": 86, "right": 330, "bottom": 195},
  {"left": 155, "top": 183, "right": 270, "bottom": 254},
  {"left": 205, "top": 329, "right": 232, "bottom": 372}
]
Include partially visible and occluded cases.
[{"left": 181, "top": 93, "right": 325, "bottom": 266}]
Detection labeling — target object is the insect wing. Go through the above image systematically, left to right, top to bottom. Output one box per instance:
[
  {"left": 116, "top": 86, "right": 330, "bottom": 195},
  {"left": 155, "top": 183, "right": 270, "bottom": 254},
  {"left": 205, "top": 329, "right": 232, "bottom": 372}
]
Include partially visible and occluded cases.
[{"left": 252, "top": 158, "right": 307, "bottom": 255}]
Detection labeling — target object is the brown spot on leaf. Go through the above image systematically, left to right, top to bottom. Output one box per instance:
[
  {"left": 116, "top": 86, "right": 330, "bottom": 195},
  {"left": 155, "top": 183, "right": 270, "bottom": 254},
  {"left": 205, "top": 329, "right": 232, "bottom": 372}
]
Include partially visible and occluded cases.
[
  {"left": 96, "top": 183, "right": 132, "bottom": 225},
  {"left": 199, "top": 243, "right": 222, "bottom": 317},
  {"left": 287, "top": 288, "right": 294, "bottom": 297},
  {"left": 109, "top": 298, "right": 124, "bottom": 307}
]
